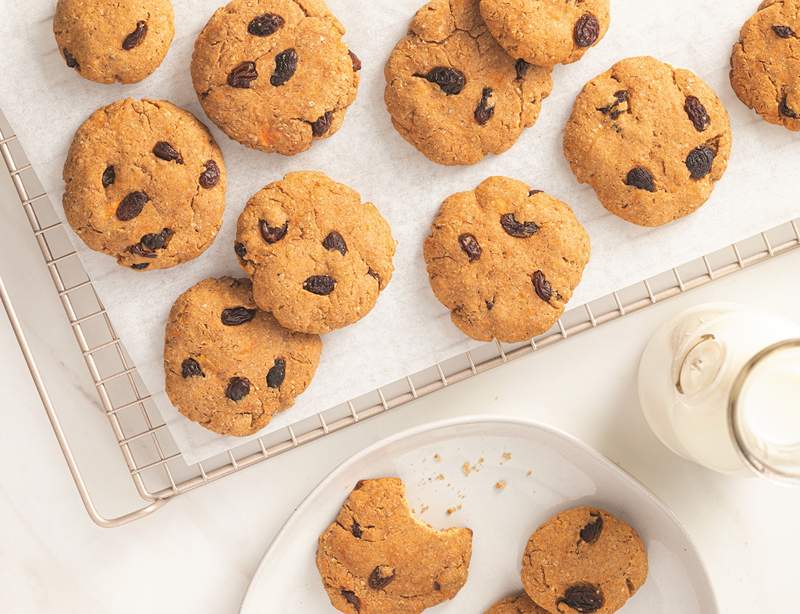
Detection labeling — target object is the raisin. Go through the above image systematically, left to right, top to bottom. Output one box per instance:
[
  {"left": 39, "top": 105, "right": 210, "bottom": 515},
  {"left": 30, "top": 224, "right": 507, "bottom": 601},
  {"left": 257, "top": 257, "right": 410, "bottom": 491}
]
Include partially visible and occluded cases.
[
  {"left": 248, "top": 13, "right": 285, "bottom": 36},
  {"left": 574, "top": 13, "right": 600, "bottom": 47},
  {"left": 122, "top": 20, "right": 148, "bottom": 50},
  {"left": 773, "top": 25, "right": 796, "bottom": 38},
  {"left": 63, "top": 48, "right": 79, "bottom": 69},
  {"left": 271, "top": 49, "right": 298, "bottom": 86},
  {"left": 349, "top": 50, "right": 362, "bottom": 72},
  {"left": 515, "top": 58, "right": 531, "bottom": 80},
  {"left": 228, "top": 61, "right": 258, "bottom": 88},
  {"left": 415, "top": 67, "right": 466, "bottom": 95},
  {"left": 474, "top": 87, "right": 495, "bottom": 125},
  {"left": 597, "top": 90, "right": 628, "bottom": 119},
  {"left": 779, "top": 93, "right": 799, "bottom": 119},
  {"left": 684, "top": 96, "right": 710, "bottom": 132},
  {"left": 312, "top": 111, "right": 334, "bottom": 137},
  {"left": 153, "top": 141, "right": 183, "bottom": 164},
  {"left": 685, "top": 145, "right": 715, "bottom": 179},
  {"left": 199, "top": 160, "right": 221, "bottom": 189},
  {"left": 102, "top": 165, "right": 116, "bottom": 188},
  {"left": 625, "top": 167, "right": 656, "bottom": 192},
  {"left": 529, "top": 189, "right": 543, "bottom": 196},
  {"left": 116, "top": 191, "right": 149, "bottom": 221},
  {"left": 500, "top": 213, "right": 540, "bottom": 238},
  {"left": 260, "top": 220, "right": 288, "bottom": 244},
  {"left": 140, "top": 228, "right": 174, "bottom": 252},
  {"left": 323, "top": 231, "right": 347, "bottom": 255},
  {"left": 458, "top": 233, "right": 482, "bottom": 262},
  {"left": 235, "top": 242, "right": 247, "bottom": 259},
  {"left": 128, "top": 243, "right": 156, "bottom": 258},
  {"left": 131, "top": 263, "right": 150, "bottom": 270},
  {"left": 367, "top": 268, "right": 381, "bottom": 284},
  {"left": 532, "top": 270, "right": 553, "bottom": 302},
  {"left": 304, "top": 275, "right": 336, "bottom": 295},
  {"left": 486, "top": 299, "right": 494, "bottom": 311},
  {"left": 221, "top": 307, "right": 257, "bottom": 326},
  {"left": 181, "top": 358, "right": 204, "bottom": 378},
  {"left": 266, "top": 358, "right": 286, "bottom": 389},
  {"left": 225, "top": 377, "right": 251, "bottom": 402},
  {"left": 579, "top": 512, "right": 604, "bottom": 544},
  {"left": 351, "top": 521, "right": 363, "bottom": 538},
  {"left": 368, "top": 566, "right": 396, "bottom": 590},
  {"left": 433, "top": 581, "right": 442, "bottom": 591},
  {"left": 557, "top": 583, "right": 605, "bottom": 613},
  {"left": 340, "top": 590, "right": 361, "bottom": 611}
]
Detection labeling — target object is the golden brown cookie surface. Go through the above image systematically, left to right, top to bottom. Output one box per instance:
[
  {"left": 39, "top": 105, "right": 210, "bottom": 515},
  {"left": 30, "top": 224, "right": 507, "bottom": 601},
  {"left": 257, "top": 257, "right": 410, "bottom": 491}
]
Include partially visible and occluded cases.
[
  {"left": 63, "top": 99, "right": 226, "bottom": 271},
  {"left": 316, "top": 478, "right": 473, "bottom": 614},
  {"left": 485, "top": 591, "right": 548, "bottom": 614}
]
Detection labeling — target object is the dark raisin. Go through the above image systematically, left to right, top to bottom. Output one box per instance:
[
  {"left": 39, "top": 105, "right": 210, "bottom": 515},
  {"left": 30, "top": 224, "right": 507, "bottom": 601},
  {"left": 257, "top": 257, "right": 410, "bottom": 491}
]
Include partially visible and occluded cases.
[
  {"left": 248, "top": 13, "right": 285, "bottom": 36},
  {"left": 574, "top": 13, "right": 600, "bottom": 47},
  {"left": 122, "top": 20, "right": 148, "bottom": 50},
  {"left": 773, "top": 25, "right": 796, "bottom": 38},
  {"left": 63, "top": 48, "right": 79, "bottom": 69},
  {"left": 271, "top": 48, "right": 298, "bottom": 86},
  {"left": 349, "top": 50, "right": 362, "bottom": 72},
  {"left": 515, "top": 58, "right": 531, "bottom": 80},
  {"left": 228, "top": 61, "right": 258, "bottom": 88},
  {"left": 415, "top": 67, "right": 466, "bottom": 95},
  {"left": 474, "top": 87, "right": 495, "bottom": 125},
  {"left": 597, "top": 90, "right": 628, "bottom": 119},
  {"left": 779, "top": 93, "right": 799, "bottom": 119},
  {"left": 684, "top": 96, "right": 710, "bottom": 132},
  {"left": 312, "top": 111, "right": 334, "bottom": 137},
  {"left": 153, "top": 141, "right": 184, "bottom": 164},
  {"left": 685, "top": 145, "right": 715, "bottom": 179},
  {"left": 199, "top": 160, "right": 221, "bottom": 189},
  {"left": 102, "top": 165, "right": 116, "bottom": 188},
  {"left": 625, "top": 167, "right": 656, "bottom": 192},
  {"left": 529, "top": 189, "right": 543, "bottom": 196},
  {"left": 116, "top": 191, "right": 149, "bottom": 221},
  {"left": 500, "top": 213, "right": 540, "bottom": 238},
  {"left": 260, "top": 220, "right": 288, "bottom": 244},
  {"left": 140, "top": 228, "right": 174, "bottom": 251},
  {"left": 323, "top": 231, "right": 347, "bottom": 255},
  {"left": 458, "top": 233, "right": 481, "bottom": 262},
  {"left": 235, "top": 242, "right": 248, "bottom": 259},
  {"left": 128, "top": 243, "right": 156, "bottom": 258},
  {"left": 131, "top": 263, "right": 150, "bottom": 270},
  {"left": 367, "top": 268, "right": 381, "bottom": 284},
  {"left": 532, "top": 270, "right": 553, "bottom": 302},
  {"left": 303, "top": 275, "right": 336, "bottom": 295},
  {"left": 486, "top": 299, "right": 494, "bottom": 311},
  {"left": 221, "top": 307, "right": 257, "bottom": 326},
  {"left": 181, "top": 358, "right": 204, "bottom": 378},
  {"left": 266, "top": 358, "right": 286, "bottom": 389},
  {"left": 225, "top": 377, "right": 251, "bottom": 402},
  {"left": 354, "top": 480, "right": 366, "bottom": 490},
  {"left": 579, "top": 512, "right": 604, "bottom": 544},
  {"left": 351, "top": 521, "right": 363, "bottom": 538},
  {"left": 368, "top": 566, "right": 396, "bottom": 590},
  {"left": 433, "top": 581, "right": 442, "bottom": 591},
  {"left": 557, "top": 583, "right": 605, "bottom": 613},
  {"left": 340, "top": 590, "right": 361, "bottom": 611}
]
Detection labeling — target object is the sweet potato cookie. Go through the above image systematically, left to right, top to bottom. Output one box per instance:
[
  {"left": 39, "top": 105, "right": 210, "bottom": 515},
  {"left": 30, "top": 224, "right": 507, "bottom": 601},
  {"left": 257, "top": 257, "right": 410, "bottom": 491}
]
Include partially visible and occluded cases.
[{"left": 485, "top": 591, "right": 548, "bottom": 613}]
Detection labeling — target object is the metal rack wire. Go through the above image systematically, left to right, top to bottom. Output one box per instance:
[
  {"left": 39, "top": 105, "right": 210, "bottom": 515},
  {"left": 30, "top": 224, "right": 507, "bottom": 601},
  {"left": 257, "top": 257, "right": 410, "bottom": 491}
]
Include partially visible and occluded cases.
[{"left": 2, "top": 106, "right": 799, "bottom": 527}]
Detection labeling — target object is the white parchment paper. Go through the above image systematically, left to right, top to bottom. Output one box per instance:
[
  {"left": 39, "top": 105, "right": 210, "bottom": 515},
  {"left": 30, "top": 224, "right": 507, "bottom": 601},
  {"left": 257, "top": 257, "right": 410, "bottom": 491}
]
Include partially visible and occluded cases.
[{"left": 2, "top": 0, "right": 797, "bottom": 465}]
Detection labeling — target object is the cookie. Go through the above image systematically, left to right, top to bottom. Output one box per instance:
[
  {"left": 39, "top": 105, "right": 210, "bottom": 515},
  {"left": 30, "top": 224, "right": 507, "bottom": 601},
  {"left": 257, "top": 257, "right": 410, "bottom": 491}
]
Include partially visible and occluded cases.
[
  {"left": 54, "top": 0, "right": 174, "bottom": 84},
  {"left": 191, "top": 0, "right": 360, "bottom": 155},
  {"left": 384, "top": 0, "right": 553, "bottom": 166},
  {"left": 479, "top": 0, "right": 609, "bottom": 67},
  {"left": 731, "top": 0, "right": 800, "bottom": 131},
  {"left": 563, "top": 56, "right": 732, "bottom": 227},
  {"left": 63, "top": 99, "right": 226, "bottom": 271},
  {"left": 235, "top": 171, "right": 396, "bottom": 334},
  {"left": 424, "top": 177, "right": 590, "bottom": 343},
  {"left": 164, "top": 277, "right": 322, "bottom": 436},
  {"left": 316, "top": 478, "right": 473, "bottom": 614},
  {"left": 521, "top": 506, "right": 648, "bottom": 614},
  {"left": 486, "top": 591, "right": 548, "bottom": 614}
]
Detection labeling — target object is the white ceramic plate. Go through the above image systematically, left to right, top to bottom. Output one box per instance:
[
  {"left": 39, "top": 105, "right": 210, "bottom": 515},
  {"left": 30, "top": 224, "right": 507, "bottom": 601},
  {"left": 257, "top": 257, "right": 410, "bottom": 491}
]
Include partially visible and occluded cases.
[{"left": 241, "top": 417, "right": 718, "bottom": 613}]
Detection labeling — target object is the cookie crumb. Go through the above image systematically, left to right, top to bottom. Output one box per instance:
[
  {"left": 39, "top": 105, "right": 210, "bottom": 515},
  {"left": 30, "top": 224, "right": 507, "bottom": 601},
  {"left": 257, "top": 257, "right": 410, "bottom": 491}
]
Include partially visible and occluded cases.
[
  {"left": 500, "top": 452, "right": 512, "bottom": 464},
  {"left": 433, "top": 453, "right": 442, "bottom": 462},
  {"left": 462, "top": 462, "right": 472, "bottom": 476},
  {"left": 526, "top": 469, "right": 533, "bottom": 477},
  {"left": 436, "top": 473, "right": 445, "bottom": 481},
  {"left": 494, "top": 480, "right": 507, "bottom": 491},
  {"left": 420, "top": 504, "right": 429, "bottom": 514},
  {"left": 446, "top": 505, "right": 463, "bottom": 516}
]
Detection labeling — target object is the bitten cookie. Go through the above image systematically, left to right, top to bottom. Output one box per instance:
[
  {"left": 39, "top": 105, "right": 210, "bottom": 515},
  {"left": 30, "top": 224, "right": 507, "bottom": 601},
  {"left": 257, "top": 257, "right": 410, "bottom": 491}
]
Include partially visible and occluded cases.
[
  {"left": 54, "top": 0, "right": 174, "bottom": 84},
  {"left": 191, "top": 0, "right": 360, "bottom": 155},
  {"left": 384, "top": 0, "right": 553, "bottom": 166},
  {"left": 479, "top": 0, "right": 609, "bottom": 67},
  {"left": 731, "top": 0, "right": 800, "bottom": 131},
  {"left": 564, "top": 56, "right": 732, "bottom": 227},
  {"left": 63, "top": 99, "right": 226, "bottom": 271},
  {"left": 236, "top": 171, "right": 396, "bottom": 334},
  {"left": 424, "top": 177, "right": 590, "bottom": 343},
  {"left": 164, "top": 277, "right": 322, "bottom": 436},
  {"left": 316, "top": 478, "right": 473, "bottom": 614},
  {"left": 521, "top": 507, "right": 648, "bottom": 614},
  {"left": 485, "top": 591, "right": 548, "bottom": 614}
]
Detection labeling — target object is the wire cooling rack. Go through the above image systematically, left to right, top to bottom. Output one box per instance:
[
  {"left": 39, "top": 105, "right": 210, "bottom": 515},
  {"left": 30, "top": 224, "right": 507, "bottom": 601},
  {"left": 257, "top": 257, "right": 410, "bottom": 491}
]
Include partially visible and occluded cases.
[{"left": 2, "top": 106, "right": 800, "bottom": 527}]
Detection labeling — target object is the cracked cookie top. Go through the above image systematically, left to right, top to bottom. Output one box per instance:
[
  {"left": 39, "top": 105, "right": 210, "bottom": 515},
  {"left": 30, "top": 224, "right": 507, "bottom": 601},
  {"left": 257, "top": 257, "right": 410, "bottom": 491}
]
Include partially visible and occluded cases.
[
  {"left": 191, "top": 0, "right": 360, "bottom": 155},
  {"left": 384, "top": 0, "right": 553, "bottom": 166},
  {"left": 731, "top": 0, "right": 800, "bottom": 131},
  {"left": 564, "top": 56, "right": 732, "bottom": 227},
  {"left": 63, "top": 98, "right": 226, "bottom": 270},
  {"left": 424, "top": 177, "right": 590, "bottom": 343},
  {"left": 163, "top": 277, "right": 322, "bottom": 437},
  {"left": 316, "top": 478, "right": 473, "bottom": 614},
  {"left": 485, "top": 591, "right": 548, "bottom": 614}
]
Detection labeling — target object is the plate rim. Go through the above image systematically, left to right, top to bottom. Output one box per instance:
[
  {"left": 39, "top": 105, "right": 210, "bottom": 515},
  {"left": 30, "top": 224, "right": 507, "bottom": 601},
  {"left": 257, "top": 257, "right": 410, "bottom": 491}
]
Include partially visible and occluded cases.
[{"left": 239, "top": 414, "right": 720, "bottom": 613}]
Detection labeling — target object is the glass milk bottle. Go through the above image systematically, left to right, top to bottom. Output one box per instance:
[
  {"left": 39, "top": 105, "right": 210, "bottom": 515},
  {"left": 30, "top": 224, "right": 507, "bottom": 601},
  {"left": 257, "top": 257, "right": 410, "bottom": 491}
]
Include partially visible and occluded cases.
[{"left": 638, "top": 303, "right": 800, "bottom": 482}]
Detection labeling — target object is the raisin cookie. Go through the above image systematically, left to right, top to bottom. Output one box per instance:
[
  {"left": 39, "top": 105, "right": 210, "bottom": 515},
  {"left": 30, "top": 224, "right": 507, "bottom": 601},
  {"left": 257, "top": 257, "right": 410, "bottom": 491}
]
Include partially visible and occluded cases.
[
  {"left": 54, "top": 0, "right": 174, "bottom": 84},
  {"left": 191, "top": 0, "right": 360, "bottom": 155},
  {"left": 384, "top": 0, "right": 553, "bottom": 166},
  {"left": 479, "top": 0, "right": 609, "bottom": 67},
  {"left": 731, "top": 0, "right": 800, "bottom": 131},
  {"left": 564, "top": 56, "right": 732, "bottom": 227},
  {"left": 63, "top": 99, "right": 226, "bottom": 271},
  {"left": 236, "top": 171, "right": 396, "bottom": 334},
  {"left": 424, "top": 177, "right": 590, "bottom": 343},
  {"left": 164, "top": 277, "right": 322, "bottom": 436},
  {"left": 317, "top": 478, "right": 473, "bottom": 614},
  {"left": 521, "top": 507, "right": 648, "bottom": 614},
  {"left": 485, "top": 591, "right": 548, "bottom": 614}
]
